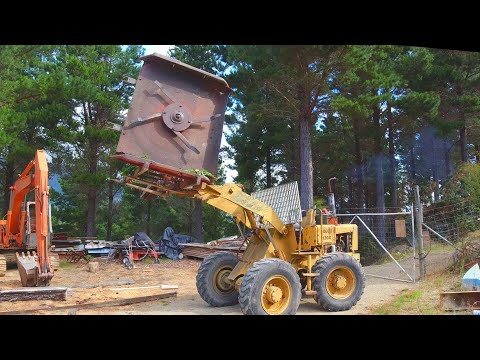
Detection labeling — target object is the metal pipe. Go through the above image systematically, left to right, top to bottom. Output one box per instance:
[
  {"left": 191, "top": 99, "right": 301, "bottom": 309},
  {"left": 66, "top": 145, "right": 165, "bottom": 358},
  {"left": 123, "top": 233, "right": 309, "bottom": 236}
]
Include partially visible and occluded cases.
[
  {"left": 327, "top": 177, "right": 337, "bottom": 216},
  {"left": 328, "top": 177, "right": 336, "bottom": 193},
  {"left": 411, "top": 203, "right": 416, "bottom": 282},
  {"left": 337, "top": 212, "right": 412, "bottom": 216},
  {"left": 355, "top": 216, "right": 413, "bottom": 281},
  {"left": 264, "top": 227, "right": 285, "bottom": 260},
  {"left": 365, "top": 273, "right": 414, "bottom": 283}
]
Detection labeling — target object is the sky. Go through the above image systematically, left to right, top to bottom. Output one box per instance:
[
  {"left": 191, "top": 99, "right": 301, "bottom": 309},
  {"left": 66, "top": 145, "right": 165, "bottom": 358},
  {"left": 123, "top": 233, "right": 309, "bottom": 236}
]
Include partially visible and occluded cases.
[
  {"left": 141, "top": 45, "right": 237, "bottom": 182},
  {"left": 143, "top": 45, "right": 173, "bottom": 56}
]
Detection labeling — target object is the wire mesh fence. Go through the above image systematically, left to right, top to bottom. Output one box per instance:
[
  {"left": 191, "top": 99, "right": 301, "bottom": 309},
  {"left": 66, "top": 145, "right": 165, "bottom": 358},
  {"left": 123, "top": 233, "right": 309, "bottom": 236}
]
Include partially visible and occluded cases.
[
  {"left": 336, "top": 200, "right": 480, "bottom": 283},
  {"left": 422, "top": 200, "right": 480, "bottom": 273},
  {"left": 423, "top": 200, "right": 480, "bottom": 243},
  {"left": 337, "top": 207, "right": 415, "bottom": 282}
]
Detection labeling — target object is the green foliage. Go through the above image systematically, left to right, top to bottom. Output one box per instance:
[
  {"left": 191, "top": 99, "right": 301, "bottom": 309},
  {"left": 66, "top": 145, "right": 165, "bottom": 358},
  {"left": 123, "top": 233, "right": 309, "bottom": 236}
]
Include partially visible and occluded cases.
[
  {"left": 4, "top": 45, "right": 480, "bottom": 250},
  {"left": 443, "top": 163, "right": 480, "bottom": 208},
  {"left": 186, "top": 168, "right": 217, "bottom": 181},
  {"left": 358, "top": 235, "right": 385, "bottom": 266},
  {"left": 375, "top": 289, "right": 423, "bottom": 315}
]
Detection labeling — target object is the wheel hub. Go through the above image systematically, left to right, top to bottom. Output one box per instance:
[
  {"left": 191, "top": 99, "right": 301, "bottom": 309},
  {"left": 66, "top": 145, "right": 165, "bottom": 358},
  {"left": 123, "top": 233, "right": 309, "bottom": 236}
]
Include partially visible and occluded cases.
[
  {"left": 325, "top": 266, "right": 356, "bottom": 300},
  {"left": 215, "top": 269, "right": 233, "bottom": 292},
  {"left": 261, "top": 275, "right": 292, "bottom": 314},
  {"left": 333, "top": 275, "right": 347, "bottom": 289},
  {"left": 265, "top": 285, "right": 283, "bottom": 303}
]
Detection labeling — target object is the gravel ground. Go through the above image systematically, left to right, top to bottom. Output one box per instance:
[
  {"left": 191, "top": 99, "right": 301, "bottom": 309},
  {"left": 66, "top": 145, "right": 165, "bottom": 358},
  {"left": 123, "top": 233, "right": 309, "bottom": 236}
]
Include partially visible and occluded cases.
[{"left": 0, "top": 250, "right": 455, "bottom": 315}]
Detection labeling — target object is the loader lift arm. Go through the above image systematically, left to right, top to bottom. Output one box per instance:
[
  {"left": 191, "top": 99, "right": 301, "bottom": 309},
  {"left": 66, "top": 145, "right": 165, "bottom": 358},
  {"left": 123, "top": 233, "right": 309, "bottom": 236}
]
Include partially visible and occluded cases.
[
  {"left": 0, "top": 150, "right": 53, "bottom": 286},
  {"left": 110, "top": 172, "right": 286, "bottom": 235},
  {"left": 111, "top": 173, "right": 291, "bottom": 278}
]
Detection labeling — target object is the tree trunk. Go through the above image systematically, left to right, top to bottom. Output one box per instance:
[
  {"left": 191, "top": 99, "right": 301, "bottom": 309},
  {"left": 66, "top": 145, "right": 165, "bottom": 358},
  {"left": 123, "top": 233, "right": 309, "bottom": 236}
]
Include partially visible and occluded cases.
[
  {"left": 373, "top": 105, "right": 386, "bottom": 245},
  {"left": 387, "top": 105, "right": 397, "bottom": 208},
  {"left": 460, "top": 112, "right": 468, "bottom": 162},
  {"left": 299, "top": 114, "right": 313, "bottom": 210},
  {"left": 353, "top": 118, "right": 365, "bottom": 209},
  {"left": 287, "top": 120, "right": 300, "bottom": 183},
  {"left": 410, "top": 135, "right": 416, "bottom": 181},
  {"left": 432, "top": 137, "right": 440, "bottom": 203},
  {"left": 445, "top": 139, "right": 452, "bottom": 177},
  {"left": 86, "top": 142, "right": 98, "bottom": 238},
  {"left": 266, "top": 146, "right": 272, "bottom": 188},
  {"left": 2, "top": 156, "right": 14, "bottom": 215},
  {"left": 348, "top": 175, "right": 354, "bottom": 207},
  {"left": 106, "top": 180, "right": 114, "bottom": 242},
  {"left": 86, "top": 189, "right": 96, "bottom": 237},
  {"left": 193, "top": 199, "right": 202, "bottom": 243},
  {"left": 146, "top": 200, "right": 152, "bottom": 236}
]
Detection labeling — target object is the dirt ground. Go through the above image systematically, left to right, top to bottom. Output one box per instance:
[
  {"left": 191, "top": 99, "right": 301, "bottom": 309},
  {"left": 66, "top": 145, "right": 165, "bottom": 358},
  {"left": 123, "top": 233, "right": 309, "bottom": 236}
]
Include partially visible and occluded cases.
[{"left": 0, "top": 250, "right": 455, "bottom": 315}]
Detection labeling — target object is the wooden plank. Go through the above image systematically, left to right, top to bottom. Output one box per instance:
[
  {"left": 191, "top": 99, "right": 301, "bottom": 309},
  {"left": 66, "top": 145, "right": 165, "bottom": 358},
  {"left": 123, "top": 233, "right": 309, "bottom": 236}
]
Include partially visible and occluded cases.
[
  {"left": 395, "top": 219, "right": 406, "bottom": 238},
  {"left": 422, "top": 230, "right": 431, "bottom": 242},
  {"left": 88, "top": 262, "right": 99, "bottom": 273},
  {"left": 68, "top": 280, "right": 135, "bottom": 289},
  {"left": 109, "top": 285, "right": 178, "bottom": 291},
  {"left": 0, "top": 287, "right": 68, "bottom": 302},
  {"left": 0, "top": 292, "right": 177, "bottom": 315}
]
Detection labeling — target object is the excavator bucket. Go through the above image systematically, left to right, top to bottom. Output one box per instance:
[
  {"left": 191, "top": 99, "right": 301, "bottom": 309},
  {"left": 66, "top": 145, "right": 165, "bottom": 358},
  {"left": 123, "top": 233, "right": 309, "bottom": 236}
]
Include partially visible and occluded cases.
[
  {"left": 114, "top": 53, "right": 231, "bottom": 183},
  {"left": 16, "top": 251, "right": 51, "bottom": 287}
]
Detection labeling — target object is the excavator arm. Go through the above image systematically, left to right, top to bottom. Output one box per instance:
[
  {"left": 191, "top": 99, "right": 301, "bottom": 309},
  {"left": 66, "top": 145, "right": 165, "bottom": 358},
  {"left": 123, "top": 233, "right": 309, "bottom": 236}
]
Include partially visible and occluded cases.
[
  {"left": 1, "top": 150, "right": 53, "bottom": 286},
  {"left": 113, "top": 174, "right": 291, "bottom": 281}
]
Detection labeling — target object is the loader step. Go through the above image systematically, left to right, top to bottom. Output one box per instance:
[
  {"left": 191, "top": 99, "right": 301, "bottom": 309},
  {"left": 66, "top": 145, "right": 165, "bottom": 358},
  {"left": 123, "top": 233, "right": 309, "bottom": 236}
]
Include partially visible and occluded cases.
[
  {"left": 302, "top": 273, "right": 320, "bottom": 277},
  {"left": 303, "top": 290, "right": 317, "bottom": 296}
]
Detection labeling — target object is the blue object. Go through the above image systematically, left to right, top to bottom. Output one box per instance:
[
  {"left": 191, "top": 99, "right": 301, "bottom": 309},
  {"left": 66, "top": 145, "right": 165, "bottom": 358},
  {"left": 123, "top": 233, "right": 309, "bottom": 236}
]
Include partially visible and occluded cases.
[
  {"left": 160, "top": 227, "right": 196, "bottom": 260},
  {"left": 462, "top": 263, "right": 480, "bottom": 290}
]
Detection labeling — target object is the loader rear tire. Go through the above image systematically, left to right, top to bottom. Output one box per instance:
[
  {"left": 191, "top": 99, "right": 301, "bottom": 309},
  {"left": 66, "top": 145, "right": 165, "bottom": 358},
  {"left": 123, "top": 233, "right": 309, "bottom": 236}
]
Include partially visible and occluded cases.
[
  {"left": 196, "top": 252, "right": 239, "bottom": 307},
  {"left": 312, "top": 253, "right": 365, "bottom": 312},
  {"left": 0, "top": 255, "right": 6, "bottom": 277},
  {"left": 239, "top": 258, "right": 301, "bottom": 315}
]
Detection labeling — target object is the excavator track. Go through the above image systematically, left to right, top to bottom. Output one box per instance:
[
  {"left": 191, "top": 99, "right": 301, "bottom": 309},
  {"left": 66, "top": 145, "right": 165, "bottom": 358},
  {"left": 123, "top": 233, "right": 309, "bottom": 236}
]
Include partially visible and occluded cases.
[{"left": 0, "top": 255, "right": 6, "bottom": 277}]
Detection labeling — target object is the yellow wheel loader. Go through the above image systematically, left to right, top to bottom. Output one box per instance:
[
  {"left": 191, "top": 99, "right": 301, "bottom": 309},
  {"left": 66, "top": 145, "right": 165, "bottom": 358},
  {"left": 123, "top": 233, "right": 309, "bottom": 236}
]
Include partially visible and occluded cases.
[{"left": 112, "top": 53, "right": 365, "bottom": 315}]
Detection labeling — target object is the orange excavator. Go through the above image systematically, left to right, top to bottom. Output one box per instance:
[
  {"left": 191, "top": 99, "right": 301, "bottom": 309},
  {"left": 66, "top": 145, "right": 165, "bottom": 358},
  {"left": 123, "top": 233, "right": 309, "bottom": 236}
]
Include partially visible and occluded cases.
[{"left": 0, "top": 150, "right": 54, "bottom": 286}]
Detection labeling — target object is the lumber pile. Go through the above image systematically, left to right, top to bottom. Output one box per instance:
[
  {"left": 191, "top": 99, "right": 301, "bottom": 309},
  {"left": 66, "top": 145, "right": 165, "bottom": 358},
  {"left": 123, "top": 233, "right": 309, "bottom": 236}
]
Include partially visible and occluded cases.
[
  {"left": 181, "top": 237, "right": 246, "bottom": 260},
  {"left": 0, "top": 287, "right": 68, "bottom": 302},
  {"left": 0, "top": 292, "right": 177, "bottom": 315}
]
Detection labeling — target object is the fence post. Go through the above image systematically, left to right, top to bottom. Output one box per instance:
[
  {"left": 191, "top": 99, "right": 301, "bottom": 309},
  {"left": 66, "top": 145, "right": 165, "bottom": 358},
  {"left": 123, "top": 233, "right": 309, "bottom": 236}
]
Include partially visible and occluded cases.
[{"left": 414, "top": 185, "right": 426, "bottom": 280}]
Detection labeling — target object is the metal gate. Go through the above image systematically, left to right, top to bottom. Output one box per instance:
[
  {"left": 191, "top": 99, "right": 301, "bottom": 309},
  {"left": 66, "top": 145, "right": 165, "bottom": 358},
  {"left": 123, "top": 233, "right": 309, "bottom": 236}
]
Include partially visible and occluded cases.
[{"left": 337, "top": 209, "right": 416, "bottom": 283}]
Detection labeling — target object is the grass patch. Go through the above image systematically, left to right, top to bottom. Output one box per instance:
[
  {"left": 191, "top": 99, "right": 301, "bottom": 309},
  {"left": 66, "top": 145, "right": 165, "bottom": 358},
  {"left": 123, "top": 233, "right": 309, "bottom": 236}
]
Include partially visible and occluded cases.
[
  {"left": 141, "top": 256, "right": 172, "bottom": 264},
  {"left": 59, "top": 260, "right": 74, "bottom": 269},
  {"left": 372, "top": 270, "right": 466, "bottom": 315},
  {"left": 375, "top": 289, "right": 422, "bottom": 315}
]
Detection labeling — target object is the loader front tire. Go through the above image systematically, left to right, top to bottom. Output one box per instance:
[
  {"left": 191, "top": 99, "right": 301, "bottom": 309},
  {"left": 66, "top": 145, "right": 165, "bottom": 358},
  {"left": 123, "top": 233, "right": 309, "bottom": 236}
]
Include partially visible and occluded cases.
[
  {"left": 196, "top": 252, "right": 239, "bottom": 307},
  {"left": 312, "top": 253, "right": 365, "bottom": 312},
  {"left": 239, "top": 258, "right": 301, "bottom": 315}
]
